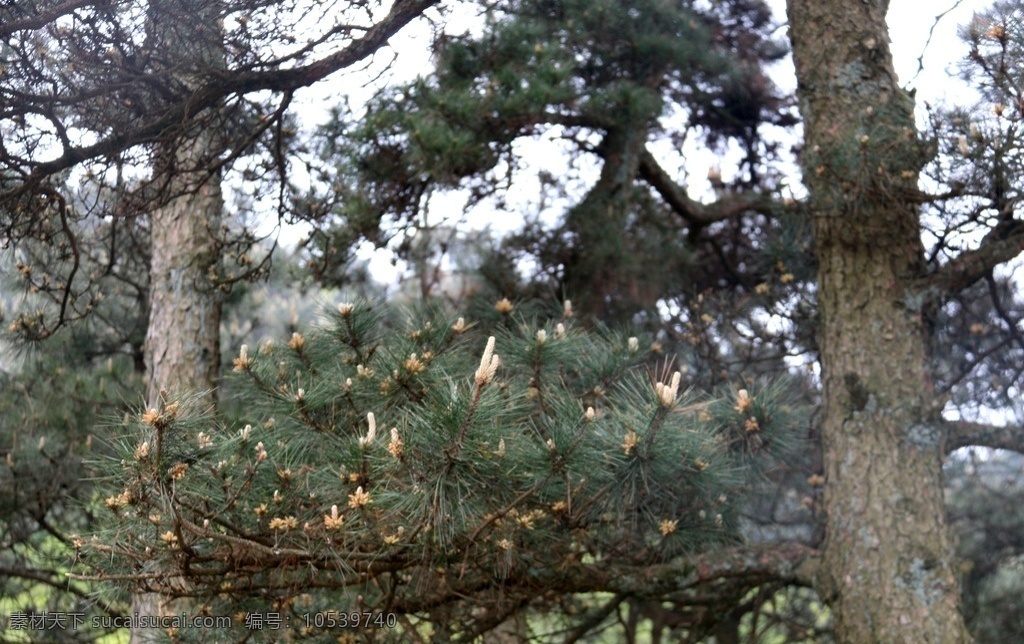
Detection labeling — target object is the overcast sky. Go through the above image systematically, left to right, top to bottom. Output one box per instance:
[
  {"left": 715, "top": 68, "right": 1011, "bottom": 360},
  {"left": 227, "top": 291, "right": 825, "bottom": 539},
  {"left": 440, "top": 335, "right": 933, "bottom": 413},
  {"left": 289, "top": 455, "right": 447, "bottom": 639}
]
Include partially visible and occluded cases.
[{"left": 888, "top": 0, "right": 984, "bottom": 100}]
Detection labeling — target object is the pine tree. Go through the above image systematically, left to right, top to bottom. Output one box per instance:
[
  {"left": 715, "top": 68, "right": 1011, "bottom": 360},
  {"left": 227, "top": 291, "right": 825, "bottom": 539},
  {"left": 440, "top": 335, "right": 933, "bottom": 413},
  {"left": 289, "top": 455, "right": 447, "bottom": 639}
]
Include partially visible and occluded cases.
[
  {"left": 1, "top": 0, "right": 441, "bottom": 637},
  {"left": 313, "top": 0, "right": 795, "bottom": 324},
  {"left": 74, "top": 298, "right": 808, "bottom": 641}
]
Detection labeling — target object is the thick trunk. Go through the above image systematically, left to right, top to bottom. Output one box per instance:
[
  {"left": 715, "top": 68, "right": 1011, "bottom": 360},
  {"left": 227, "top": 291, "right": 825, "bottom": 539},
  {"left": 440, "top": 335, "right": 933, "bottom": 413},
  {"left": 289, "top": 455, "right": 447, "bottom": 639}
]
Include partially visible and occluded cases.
[{"left": 786, "top": 1, "right": 970, "bottom": 641}]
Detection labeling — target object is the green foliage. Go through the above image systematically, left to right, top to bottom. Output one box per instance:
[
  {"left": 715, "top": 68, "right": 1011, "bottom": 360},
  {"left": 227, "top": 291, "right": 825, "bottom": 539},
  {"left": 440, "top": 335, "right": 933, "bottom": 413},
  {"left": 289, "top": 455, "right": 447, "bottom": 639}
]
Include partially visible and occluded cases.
[
  {"left": 334, "top": 0, "right": 726, "bottom": 192},
  {"left": 77, "top": 300, "right": 804, "bottom": 641},
  {"left": 0, "top": 337, "right": 138, "bottom": 640}
]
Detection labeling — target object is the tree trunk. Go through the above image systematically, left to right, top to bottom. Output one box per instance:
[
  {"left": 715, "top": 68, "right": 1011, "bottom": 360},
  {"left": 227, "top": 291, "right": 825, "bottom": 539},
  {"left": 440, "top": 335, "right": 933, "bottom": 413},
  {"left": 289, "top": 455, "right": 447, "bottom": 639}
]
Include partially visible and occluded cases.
[
  {"left": 786, "top": 1, "right": 971, "bottom": 642},
  {"left": 131, "top": 4, "right": 225, "bottom": 639},
  {"left": 565, "top": 124, "right": 648, "bottom": 321},
  {"left": 129, "top": 133, "right": 223, "bottom": 643},
  {"left": 144, "top": 160, "right": 222, "bottom": 412}
]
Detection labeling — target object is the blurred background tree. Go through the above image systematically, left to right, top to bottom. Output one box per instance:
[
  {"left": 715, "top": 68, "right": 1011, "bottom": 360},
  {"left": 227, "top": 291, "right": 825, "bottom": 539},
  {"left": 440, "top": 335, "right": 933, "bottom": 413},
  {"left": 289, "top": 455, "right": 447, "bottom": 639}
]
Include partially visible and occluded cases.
[{"left": 309, "top": 0, "right": 801, "bottom": 327}]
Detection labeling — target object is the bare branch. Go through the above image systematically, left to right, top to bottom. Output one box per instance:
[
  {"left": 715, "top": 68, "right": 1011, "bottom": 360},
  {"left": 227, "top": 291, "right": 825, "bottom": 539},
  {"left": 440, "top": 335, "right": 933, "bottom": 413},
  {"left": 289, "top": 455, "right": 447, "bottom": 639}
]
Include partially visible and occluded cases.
[
  {"left": 0, "top": 0, "right": 99, "bottom": 39},
  {"left": 11, "top": 0, "right": 440, "bottom": 187},
  {"left": 637, "top": 148, "right": 777, "bottom": 228},
  {"left": 917, "top": 227, "right": 1024, "bottom": 301},
  {"left": 946, "top": 420, "right": 1024, "bottom": 454},
  {"left": 586, "top": 541, "right": 818, "bottom": 597},
  {"left": 392, "top": 542, "right": 819, "bottom": 614},
  {"left": 0, "top": 565, "right": 127, "bottom": 618}
]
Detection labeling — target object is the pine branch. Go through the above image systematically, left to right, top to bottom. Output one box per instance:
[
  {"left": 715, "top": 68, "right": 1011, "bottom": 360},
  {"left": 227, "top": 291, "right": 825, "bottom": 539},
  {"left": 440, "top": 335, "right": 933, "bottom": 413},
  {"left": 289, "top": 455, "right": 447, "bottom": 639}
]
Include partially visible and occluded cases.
[
  {"left": 7, "top": 0, "right": 441, "bottom": 188},
  {"left": 637, "top": 149, "right": 778, "bottom": 228},
  {"left": 917, "top": 227, "right": 1024, "bottom": 302},
  {"left": 84, "top": 301, "right": 809, "bottom": 632},
  {"left": 945, "top": 420, "right": 1024, "bottom": 454},
  {"left": 393, "top": 542, "right": 818, "bottom": 613},
  {"left": 587, "top": 542, "right": 818, "bottom": 597}
]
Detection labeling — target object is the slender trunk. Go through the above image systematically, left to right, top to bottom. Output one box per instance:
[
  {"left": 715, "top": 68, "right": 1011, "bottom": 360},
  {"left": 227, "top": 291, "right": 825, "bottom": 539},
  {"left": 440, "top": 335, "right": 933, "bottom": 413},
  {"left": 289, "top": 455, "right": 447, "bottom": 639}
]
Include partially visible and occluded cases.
[
  {"left": 786, "top": 1, "right": 970, "bottom": 642},
  {"left": 144, "top": 157, "right": 222, "bottom": 412},
  {"left": 131, "top": 168, "right": 222, "bottom": 643}
]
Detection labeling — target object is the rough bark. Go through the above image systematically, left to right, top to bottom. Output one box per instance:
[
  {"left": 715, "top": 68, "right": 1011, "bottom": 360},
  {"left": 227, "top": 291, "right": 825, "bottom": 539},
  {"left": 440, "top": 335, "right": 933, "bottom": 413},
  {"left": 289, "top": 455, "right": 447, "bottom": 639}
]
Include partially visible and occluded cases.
[
  {"left": 786, "top": 1, "right": 971, "bottom": 641},
  {"left": 144, "top": 155, "right": 223, "bottom": 411}
]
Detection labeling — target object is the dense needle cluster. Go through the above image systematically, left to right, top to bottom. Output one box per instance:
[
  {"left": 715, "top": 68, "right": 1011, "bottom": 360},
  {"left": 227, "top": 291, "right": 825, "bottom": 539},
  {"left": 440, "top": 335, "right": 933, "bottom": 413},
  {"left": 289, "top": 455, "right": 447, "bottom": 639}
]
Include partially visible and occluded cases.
[{"left": 74, "top": 300, "right": 803, "bottom": 640}]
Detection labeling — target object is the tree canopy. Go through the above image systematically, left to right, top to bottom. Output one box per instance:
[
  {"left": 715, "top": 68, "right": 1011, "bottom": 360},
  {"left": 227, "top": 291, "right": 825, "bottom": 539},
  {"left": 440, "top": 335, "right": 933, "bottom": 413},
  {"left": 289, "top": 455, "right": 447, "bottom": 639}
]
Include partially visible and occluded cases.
[{"left": 311, "top": 0, "right": 799, "bottom": 323}]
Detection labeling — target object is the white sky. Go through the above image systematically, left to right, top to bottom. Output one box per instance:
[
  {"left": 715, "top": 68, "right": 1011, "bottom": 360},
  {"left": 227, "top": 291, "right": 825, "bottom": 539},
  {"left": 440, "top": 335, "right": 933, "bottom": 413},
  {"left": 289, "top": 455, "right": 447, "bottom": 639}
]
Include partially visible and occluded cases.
[{"left": 889, "top": 0, "right": 987, "bottom": 101}]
